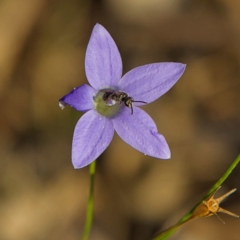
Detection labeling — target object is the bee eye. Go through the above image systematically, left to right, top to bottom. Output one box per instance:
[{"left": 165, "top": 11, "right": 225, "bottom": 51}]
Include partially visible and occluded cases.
[{"left": 102, "top": 92, "right": 112, "bottom": 101}]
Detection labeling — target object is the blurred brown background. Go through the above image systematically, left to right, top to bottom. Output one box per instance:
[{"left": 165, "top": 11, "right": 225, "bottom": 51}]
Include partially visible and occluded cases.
[{"left": 0, "top": 0, "right": 240, "bottom": 239}]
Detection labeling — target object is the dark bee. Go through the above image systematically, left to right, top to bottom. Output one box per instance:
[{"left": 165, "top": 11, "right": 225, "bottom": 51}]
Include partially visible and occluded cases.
[{"left": 102, "top": 90, "right": 147, "bottom": 114}]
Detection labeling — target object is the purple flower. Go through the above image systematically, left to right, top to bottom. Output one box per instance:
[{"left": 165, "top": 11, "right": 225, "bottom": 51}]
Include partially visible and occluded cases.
[{"left": 59, "top": 23, "right": 186, "bottom": 169}]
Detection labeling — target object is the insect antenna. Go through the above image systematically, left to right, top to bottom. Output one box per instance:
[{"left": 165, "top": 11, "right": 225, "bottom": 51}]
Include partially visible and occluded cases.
[
  {"left": 129, "top": 100, "right": 147, "bottom": 115},
  {"left": 133, "top": 100, "right": 147, "bottom": 104}
]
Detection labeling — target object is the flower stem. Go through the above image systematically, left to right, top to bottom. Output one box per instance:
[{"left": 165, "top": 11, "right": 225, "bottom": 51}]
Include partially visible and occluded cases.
[
  {"left": 152, "top": 153, "right": 240, "bottom": 240},
  {"left": 81, "top": 161, "right": 96, "bottom": 240}
]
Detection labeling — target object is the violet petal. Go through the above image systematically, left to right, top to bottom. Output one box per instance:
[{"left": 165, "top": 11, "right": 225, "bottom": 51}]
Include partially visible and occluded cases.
[
  {"left": 85, "top": 24, "right": 122, "bottom": 90},
  {"left": 118, "top": 63, "right": 186, "bottom": 105},
  {"left": 59, "top": 84, "right": 95, "bottom": 112},
  {"left": 112, "top": 107, "right": 170, "bottom": 159},
  {"left": 72, "top": 110, "right": 114, "bottom": 168}
]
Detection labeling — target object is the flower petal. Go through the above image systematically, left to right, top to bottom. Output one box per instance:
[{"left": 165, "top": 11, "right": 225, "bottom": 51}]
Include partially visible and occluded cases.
[
  {"left": 85, "top": 24, "right": 122, "bottom": 90},
  {"left": 118, "top": 63, "right": 186, "bottom": 105},
  {"left": 59, "top": 84, "right": 95, "bottom": 112},
  {"left": 112, "top": 107, "right": 170, "bottom": 159},
  {"left": 72, "top": 110, "right": 114, "bottom": 168}
]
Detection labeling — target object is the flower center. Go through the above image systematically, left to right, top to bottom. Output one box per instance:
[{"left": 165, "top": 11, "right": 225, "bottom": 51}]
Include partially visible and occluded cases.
[{"left": 94, "top": 89, "right": 123, "bottom": 118}]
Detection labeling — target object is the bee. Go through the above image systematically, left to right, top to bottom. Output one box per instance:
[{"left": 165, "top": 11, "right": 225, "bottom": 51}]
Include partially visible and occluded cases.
[{"left": 102, "top": 90, "right": 147, "bottom": 114}]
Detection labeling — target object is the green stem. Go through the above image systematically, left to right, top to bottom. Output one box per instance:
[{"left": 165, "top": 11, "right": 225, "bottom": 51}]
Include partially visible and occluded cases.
[
  {"left": 153, "top": 154, "right": 240, "bottom": 240},
  {"left": 81, "top": 161, "right": 96, "bottom": 240},
  {"left": 152, "top": 218, "right": 194, "bottom": 240}
]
